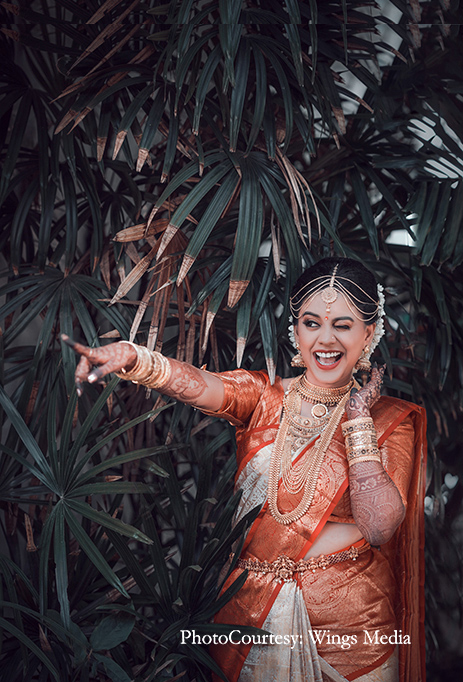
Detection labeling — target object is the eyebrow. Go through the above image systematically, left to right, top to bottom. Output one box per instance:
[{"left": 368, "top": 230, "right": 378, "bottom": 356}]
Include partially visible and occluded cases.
[{"left": 300, "top": 311, "right": 354, "bottom": 322}]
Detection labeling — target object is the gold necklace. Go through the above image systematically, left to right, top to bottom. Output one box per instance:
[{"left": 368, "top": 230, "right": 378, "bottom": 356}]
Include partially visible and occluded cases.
[
  {"left": 295, "top": 374, "right": 353, "bottom": 418},
  {"left": 268, "top": 377, "right": 358, "bottom": 525}
]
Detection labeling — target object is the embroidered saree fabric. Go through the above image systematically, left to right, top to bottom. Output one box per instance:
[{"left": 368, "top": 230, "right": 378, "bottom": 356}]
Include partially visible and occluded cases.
[{"left": 201, "top": 370, "right": 426, "bottom": 682}]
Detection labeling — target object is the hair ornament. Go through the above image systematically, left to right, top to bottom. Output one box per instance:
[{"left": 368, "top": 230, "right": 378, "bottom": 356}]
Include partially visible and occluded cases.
[{"left": 288, "top": 283, "right": 386, "bottom": 359}]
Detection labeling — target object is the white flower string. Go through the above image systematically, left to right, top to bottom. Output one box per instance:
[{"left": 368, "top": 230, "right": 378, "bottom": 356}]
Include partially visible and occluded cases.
[
  {"left": 288, "top": 283, "right": 386, "bottom": 356},
  {"left": 367, "top": 283, "right": 385, "bottom": 357},
  {"left": 288, "top": 322, "right": 297, "bottom": 349}
]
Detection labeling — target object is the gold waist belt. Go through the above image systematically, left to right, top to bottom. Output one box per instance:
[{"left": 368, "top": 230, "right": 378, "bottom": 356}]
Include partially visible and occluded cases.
[{"left": 234, "top": 542, "right": 370, "bottom": 583}]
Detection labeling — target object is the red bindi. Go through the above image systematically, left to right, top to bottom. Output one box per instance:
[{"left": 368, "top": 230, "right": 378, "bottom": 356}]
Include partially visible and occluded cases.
[{"left": 325, "top": 316, "right": 329, "bottom": 320}]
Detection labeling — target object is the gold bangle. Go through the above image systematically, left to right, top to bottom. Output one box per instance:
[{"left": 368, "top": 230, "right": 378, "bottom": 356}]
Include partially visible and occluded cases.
[
  {"left": 115, "top": 343, "right": 171, "bottom": 390},
  {"left": 342, "top": 417, "right": 375, "bottom": 437},
  {"left": 346, "top": 433, "right": 378, "bottom": 448},
  {"left": 347, "top": 442, "right": 379, "bottom": 454},
  {"left": 346, "top": 445, "right": 380, "bottom": 461},
  {"left": 348, "top": 455, "right": 382, "bottom": 466}
]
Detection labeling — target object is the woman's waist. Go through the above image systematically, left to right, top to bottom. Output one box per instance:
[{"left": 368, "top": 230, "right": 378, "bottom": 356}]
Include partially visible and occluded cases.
[{"left": 235, "top": 538, "right": 370, "bottom": 583}]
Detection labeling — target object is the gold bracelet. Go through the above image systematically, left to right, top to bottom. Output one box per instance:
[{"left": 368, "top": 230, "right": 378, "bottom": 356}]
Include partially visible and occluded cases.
[
  {"left": 115, "top": 342, "right": 171, "bottom": 390},
  {"left": 342, "top": 417, "right": 376, "bottom": 437},
  {"left": 346, "top": 433, "right": 378, "bottom": 448},
  {"left": 346, "top": 444, "right": 381, "bottom": 465},
  {"left": 348, "top": 454, "right": 382, "bottom": 466}
]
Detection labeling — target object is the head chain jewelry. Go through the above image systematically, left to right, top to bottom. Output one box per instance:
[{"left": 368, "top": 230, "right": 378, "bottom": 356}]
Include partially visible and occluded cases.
[{"left": 288, "top": 278, "right": 385, "bottom": 361}]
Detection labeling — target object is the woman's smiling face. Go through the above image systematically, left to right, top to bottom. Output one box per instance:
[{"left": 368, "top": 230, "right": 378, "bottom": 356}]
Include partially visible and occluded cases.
[{"left": 294, "top": 292, "right": 375, "bottom": 388}]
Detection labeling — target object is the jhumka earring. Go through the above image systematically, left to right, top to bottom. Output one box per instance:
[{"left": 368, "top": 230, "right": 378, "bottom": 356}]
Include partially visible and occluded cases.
[
  {"left": 291, "top": 345, "right": 306, "bottom": 368},
  {"left": 355, "top": 346, "right": 371, "bottom": 372}
]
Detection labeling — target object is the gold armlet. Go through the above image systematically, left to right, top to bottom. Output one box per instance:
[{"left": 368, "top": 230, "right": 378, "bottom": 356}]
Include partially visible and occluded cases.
[{"left": 115, "top": 342, "right": 171, "bottom": 390}]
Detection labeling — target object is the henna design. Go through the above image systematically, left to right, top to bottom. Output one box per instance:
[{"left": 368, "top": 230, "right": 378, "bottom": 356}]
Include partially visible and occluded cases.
[
  {"left": 65, "top": 334, "right": 224, "bottom": 409},
  {"left": 63, "top": 336, "right": 137, "bottom": 396},
  {"left": 160, "top": 362, "right": 208, "bottom": 403},
  {"left": 346, "top": 364, "right": 386, "bottom": 420},
  {"left": 349, "top": 460, "right": 405, "bottom": 545}
]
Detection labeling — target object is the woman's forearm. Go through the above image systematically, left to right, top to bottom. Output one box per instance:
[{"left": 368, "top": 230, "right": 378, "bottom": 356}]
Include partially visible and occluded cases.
[
  {"left": 150, "top": 355, "right": 225, "bottom": 410},
  {"left": 345, "top": 386, "right": 405, "bottom": 545},
  {"left": 348, "top": 460, "right": 405, "bottom": 545}
]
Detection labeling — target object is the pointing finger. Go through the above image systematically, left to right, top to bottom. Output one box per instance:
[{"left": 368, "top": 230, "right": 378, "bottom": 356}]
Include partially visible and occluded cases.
[{"left": 61, "top": 334, "right": 98, "bottom": 360}]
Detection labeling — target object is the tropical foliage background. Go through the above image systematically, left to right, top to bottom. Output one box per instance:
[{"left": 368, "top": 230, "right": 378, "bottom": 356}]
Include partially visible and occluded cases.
[{"left": 1, "top": 0, "right": 463, "bottom": 679}]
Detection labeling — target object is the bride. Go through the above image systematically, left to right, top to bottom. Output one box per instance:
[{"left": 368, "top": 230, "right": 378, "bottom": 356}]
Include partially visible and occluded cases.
[{"left": 64, "top": 257, "right": 426, "bottom": 682}]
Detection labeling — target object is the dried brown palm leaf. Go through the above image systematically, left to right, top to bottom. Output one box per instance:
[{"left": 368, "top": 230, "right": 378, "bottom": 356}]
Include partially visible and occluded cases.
[
  {"left": 69, "top": 0, "right": 140, "bottom": 72},
  {"left": 86, "top": 0, "right": 128, "bottom": 24},
  {"left": 1, "top": 4, "right": 20, "bottom": 17},
  {"left": 86, "top": 23, "right": 141, "bottom": 77},
  {"left": 408, "top": 23, "right": 422, "bottom": 49},
  {"left": 332, "top": 106, "right": 347, "bottom": 135},
  {"left": 55, "top": 109, "right": 78, "bottom": 134},
  {"left": 158, "top": 120, "right": 196, "bottom": 161},
  {"left": 113, "top": 130, "right": 128, "bottom": 160},
  {"left": 97, "top": 134, "right": 108, "bottom": 162},
  {"left": 277, "top": 148, "right": 321, "bottom": 243},
  {"left": 276, "top": 152, "right": 305, "bottom": 244},
  {"left": 270, "top": 209, "right": 281, "bottom": 280},
  {"left": 113, "top": 219, "right": 169, "bottom": 243},
  {"left": 156, "top": 224, "right": 179, "bottom": 260},
  {"left": 125, "top": 242, "right": 142, "bottom": 265},
  {"left": 109, "top": 244, "right": 157, "bottom": 305},
  {"left": 100, "top": 246, "right": 112, "bottom": 290},
  {"left": 177, "top": 253, "right": 197, "bottom": 287},
  {"left": 128, "top": 274, "right": 157, "bottom": 342},
  {"left": 227, "top": 280, "right": 249, "bottom": 309},
  {"left": 155, "top": 282, "right": 173, "bottom": 352},
  {"left": 176, "top": 282, "right": 186, "bottom": 362},
  {"left": 198, "top": 304, "right": 208, "bottom": 366},
  {"left": 202, "top": 309, "right": 215, "bottom": 353},
  {"left": 185, "top": 316, "right": 196, "bottom": 366},
  {"left": 210, "top": 321, "right": 219, "bottom": 372},
  {"left": 100, "top": 330, "right": 121, "bottom": 339},
  {"left": 236, "top": 337, "right": 246, "bottom": 368},
  {"left": 25, "top": 380, "right": 39, "bottom": 425},
  {"left": 106, "top": 389, "right": 113, "bottom": 417},
  {"left": 5, "top": 503, "right": 18, "bottom": 536},
  {"left": 24, "top": 514, "right": 37, "bottom": 552},
  {"left": 39, "top": 626, "right": 52, "bottom": 653}
]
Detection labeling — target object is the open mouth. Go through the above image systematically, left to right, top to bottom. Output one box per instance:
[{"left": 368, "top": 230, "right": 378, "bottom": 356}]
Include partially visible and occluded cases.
[{"left": 314, "top": 351, "right": 343, "bottom": 368}]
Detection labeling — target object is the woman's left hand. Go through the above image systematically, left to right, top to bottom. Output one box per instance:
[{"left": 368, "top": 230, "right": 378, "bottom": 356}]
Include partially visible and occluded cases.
[{"left": 346, "top": 364, "right": 386, "bottom": 419}]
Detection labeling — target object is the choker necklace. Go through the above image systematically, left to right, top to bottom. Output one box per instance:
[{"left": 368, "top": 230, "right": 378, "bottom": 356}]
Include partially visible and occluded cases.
[
  {"left": 295, "top": 374, "right": 353, "bottom": 419},
  {"left": 268, "top": 375, "right": 359, "bottom": 525}
]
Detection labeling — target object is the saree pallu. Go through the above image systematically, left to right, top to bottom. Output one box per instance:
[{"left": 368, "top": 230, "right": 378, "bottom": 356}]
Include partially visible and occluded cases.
[{"left": 201, "top": 371, "right": 426, "bottom": 682}]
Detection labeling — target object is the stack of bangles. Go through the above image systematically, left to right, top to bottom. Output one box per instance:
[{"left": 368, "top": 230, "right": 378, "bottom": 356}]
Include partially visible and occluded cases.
[
  {"left": 115, "top": 342, "right": 171, "bottom": 390},
  {"left": 341, "top": 417, "right": 382, "bottom": 467}
]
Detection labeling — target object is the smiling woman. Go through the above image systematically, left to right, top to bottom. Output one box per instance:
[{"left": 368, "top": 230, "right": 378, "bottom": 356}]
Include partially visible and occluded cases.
[{"left": 65, "top": 257, "right": 427, "bottom": 682}]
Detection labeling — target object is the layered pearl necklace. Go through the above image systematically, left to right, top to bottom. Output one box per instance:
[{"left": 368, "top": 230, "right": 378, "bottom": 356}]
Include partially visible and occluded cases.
[{"left": 268, "top": 374, "right": 357, "bottom": 525}]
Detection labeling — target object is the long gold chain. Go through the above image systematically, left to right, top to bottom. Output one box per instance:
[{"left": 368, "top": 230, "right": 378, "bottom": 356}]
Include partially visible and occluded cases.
[{"left": 268, "top": 378, "right": 357, "bottom": 525}]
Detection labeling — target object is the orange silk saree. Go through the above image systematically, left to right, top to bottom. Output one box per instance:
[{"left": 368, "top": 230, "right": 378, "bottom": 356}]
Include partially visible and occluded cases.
[{"left": 201, "top": 370, "right": 426, "bottom": 682}]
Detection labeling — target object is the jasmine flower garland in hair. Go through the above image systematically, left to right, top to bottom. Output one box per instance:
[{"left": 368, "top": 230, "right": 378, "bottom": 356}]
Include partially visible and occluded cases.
[{"left": 367, "top": 283, "right": 385, "bottom": 357}]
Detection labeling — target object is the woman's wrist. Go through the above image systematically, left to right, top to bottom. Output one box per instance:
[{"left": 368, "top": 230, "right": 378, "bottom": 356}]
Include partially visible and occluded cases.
[
  {"left": 115, "top": 342, "right": 171, "bottom": 389},
  {"left": 345, "top": 406, "right": 372, "bottom": 420},
  {"left": 342, "top": 416, "right": 381, "bottom": 467}
]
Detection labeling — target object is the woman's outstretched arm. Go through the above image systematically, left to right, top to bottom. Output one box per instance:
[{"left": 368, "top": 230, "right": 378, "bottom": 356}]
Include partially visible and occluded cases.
[{"left": 62, "top": 335, "right": 225, "bottom": 412}]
